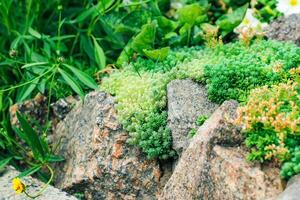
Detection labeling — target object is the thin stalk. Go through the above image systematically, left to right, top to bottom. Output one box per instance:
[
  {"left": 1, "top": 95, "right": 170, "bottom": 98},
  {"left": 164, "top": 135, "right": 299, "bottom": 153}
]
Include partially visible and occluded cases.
[
  {"left": 0, "top": 65, "right": 55, "bottom": 92},
  {"left": 24, "top": 164, "right": 54, "bottom": 199}
]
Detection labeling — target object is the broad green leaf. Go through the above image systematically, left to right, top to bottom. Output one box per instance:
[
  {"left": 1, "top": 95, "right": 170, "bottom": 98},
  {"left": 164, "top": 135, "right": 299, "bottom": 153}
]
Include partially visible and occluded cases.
[
  {"left": 177, "top": 3, "right": 208, "bottom": 25},
  {"left": 216, "top": 3, "right": 248, "bottom": 36},
  {"left": 157, "top": 16, "right": 178, "bottom": 33},
  {"left": 131, "top": 22, "right": 156, "bottom": 54},
  {"left": 28, "top": 27, "right": 42, "bottom": 39},
  {"left": 81, "top": 35, "right": 94, "bottom": 61},
  {"left": 92, "top": 36, "right": 106, "bottom": 69},
  {"left": 116, "top": 42, "right": 134, "bottom": 67},
  {"left": 143, "top": 47, "right": 170, "bottom": 61},
  {"left": 63, "top": 64, "right": 98, "bottom": 90},
  {"left": 58, "top": 68, "right": 85, "bottom": 99},
  {"left": 16, "top": 112, "right": 46, "bottom": 161},
  {"left": 46, "top": 154, "right": 65, "bottom": 162},
  {"left": 0, "top": 157, "right": 12, "bottom": 170},
  {"left": 18, "top": 165, "right": 42, "bottom": 178}
]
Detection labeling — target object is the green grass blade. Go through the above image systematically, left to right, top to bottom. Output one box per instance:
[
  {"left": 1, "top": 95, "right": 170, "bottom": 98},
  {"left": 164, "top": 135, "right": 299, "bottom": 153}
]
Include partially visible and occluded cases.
[
  {"left": 63, "top": 64, "right": 98, "bottom": 90},
  {"left": 58, "top": 68, "right": 85, "bottom": 100}
]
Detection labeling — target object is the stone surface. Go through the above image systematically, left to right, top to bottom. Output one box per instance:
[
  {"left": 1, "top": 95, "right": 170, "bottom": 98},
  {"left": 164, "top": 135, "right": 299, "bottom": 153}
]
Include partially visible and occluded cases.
[
  {"left": 264, "top": 14, "right": 300, "bottom": 46},
  {"left": 167, "top": 79, "right": 219, "bottom": 155},
  {"left": 53, "top": 91, "right": 162, "bottom": 199},
  {"left": 10, "top": 93, "right": 49, "bottom": 133},
  {"left": 9, "top": 94, "right": 79, "bottom": 134},
  {"left": 159, "top": 100, "right": 283, "bottom": 200},
  {"left": 0, "top": 166, "right": 77, "bottom": 200},
  {"left": 276, "top": 174, "right": 300, "bottom": 200}
]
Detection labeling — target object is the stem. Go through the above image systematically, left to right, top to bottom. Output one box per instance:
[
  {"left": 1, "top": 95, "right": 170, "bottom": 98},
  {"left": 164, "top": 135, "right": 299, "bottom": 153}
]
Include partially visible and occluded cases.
[
  {"left": 0, "top": 65, "right": 55, "bottom": 92},
  {"left": 24, "top": 164, "right": 54, "bottom": 199}
]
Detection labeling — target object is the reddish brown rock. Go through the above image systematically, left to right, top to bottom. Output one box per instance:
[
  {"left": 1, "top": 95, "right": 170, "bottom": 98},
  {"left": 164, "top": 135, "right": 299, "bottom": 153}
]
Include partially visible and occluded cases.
[
  {"left": 53, "top": 91, "right": 161, "bottom": 199},
  {"left": 159, "top": 100, "right": 283, "bottom": 200}
]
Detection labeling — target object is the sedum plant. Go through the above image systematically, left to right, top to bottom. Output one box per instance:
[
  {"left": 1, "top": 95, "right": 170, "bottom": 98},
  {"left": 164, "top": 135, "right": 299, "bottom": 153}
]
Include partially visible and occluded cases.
[
  {"left": 103, "top": 40, "right": 300, "bottom": 159},
  {"left": 204, "top": 40, "right": 300, "bottom": 103},
  {"left": 236, "top": 72, "right": 300, "bottom": 179}
]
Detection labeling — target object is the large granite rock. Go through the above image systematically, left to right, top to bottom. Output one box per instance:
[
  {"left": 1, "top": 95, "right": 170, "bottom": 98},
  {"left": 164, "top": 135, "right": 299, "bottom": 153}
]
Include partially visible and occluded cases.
[
  {"left": 265, "top": 14, "right": 300, "bottom": 46},
  {"left": 167, "top": 79, "right": 219, "bottom": 155},
  {"left": 53, "top": 91, "right": 162, "bottom": 199},
  {"left": 160, "top": 100, "right": 283, "bottom": 200},
  {"left": 0, "top": 166, "right": 77, "bottom": 200},
  {"left": 276, "top": 174, "right": 300, "bottom": 200}
]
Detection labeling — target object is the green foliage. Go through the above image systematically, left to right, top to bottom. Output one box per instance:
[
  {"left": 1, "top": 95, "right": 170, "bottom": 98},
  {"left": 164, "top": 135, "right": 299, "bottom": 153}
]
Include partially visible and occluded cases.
[
  {"left": 255, "top": 0, "right": 282, "bottom": 22},
  {"left": 204, "top": 40, "right": 300, "bottom": 103},
  {"left": 102, "top": 69, "right": 175, "bottom": 159},
  {"left": 236, "top": 79, "right": 300, "bottom": 179},
  {"left": 133, "top": 111, "right": 176, "bottom": 160},
  {"left": 0, "top": 112, "right": 63, "bottom": 181},
  {"left": 196, "top": 115, "right": 208, "bottom": 126},
  {"left": 188, "top": 129, "right": 197, "bottom": 138},
  {"left": 281, "top": 147, "right": 300, "bottom": 179}
]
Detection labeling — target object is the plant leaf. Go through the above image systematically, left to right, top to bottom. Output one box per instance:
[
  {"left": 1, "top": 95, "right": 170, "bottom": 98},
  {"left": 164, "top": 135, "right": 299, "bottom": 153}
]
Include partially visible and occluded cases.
[
  {"left": 177, "top": 3, "right": 208, "bottom": 25},
  {"left": 216, "top": 3, "right": 248, "bottom": 36},
  {"left": 131, "top": 22, "right": 156, "bottom": 54},
  {"left": 28, "top": 28, "right": 42, "bottom": 39},
  {"left": 92, "top": 36, "right": 106, "bottom": 69},
  {"left": 143, "top": 47, "right": 170, "bottom": 61},
  {"left": 21, "top": 62, "right": 48, "bottom": 69},
  {"left": 63, "top": 64, "right": 98, "bottom": 90},
  {"left": 58, "top": 68, "right": 85, "bottom": 100},
  {"left": 17, "top": 79, "right": 38, "bottom": 102},
  {"left": 16, "top": 112, "right": 46, "bottom": 161},
  {"left": 46, "top": 154, "right": 65, "bottom": 162},
  {"left": 0, "top": 157, "right": 12, "bottom": 170},
  {"left": 18, "top": 165, "right": 42, "bottom": 178}
]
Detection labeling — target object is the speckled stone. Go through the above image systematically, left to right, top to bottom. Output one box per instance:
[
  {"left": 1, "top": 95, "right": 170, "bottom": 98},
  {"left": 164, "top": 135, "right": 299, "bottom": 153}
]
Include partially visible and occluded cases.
[
  {"left": 264, "top": 14, "right": 300, "bottom": 46},
  {"left": 167, "top": 79, "right": 219, "bottom": 156},
  {"left": 53, "top": 91, "right": 162, "bottom": 199},
  {"left": 159, "top": 100, "right": 283, "bottom": 200},
  {"left": 0, "top": 166, "right": 77, "bottom": 200},
  {"left": 276, "top": 174, "right": 300, "bottom": 200}
]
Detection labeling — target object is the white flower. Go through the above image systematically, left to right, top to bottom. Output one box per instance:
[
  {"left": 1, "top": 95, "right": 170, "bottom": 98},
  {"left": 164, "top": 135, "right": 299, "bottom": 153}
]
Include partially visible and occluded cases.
[
  {"left": 276, "top": 0, "right": 300, "bottom": 16},
  {"left": 234, "top": 9, "right": 266, "bottom": 34}
]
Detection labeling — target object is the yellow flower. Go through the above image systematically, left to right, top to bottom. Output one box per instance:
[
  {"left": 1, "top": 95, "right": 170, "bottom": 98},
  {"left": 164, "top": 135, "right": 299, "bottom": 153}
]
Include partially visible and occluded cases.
[{"left": 12, "top": 178, "right": 25, "bottom": 194}]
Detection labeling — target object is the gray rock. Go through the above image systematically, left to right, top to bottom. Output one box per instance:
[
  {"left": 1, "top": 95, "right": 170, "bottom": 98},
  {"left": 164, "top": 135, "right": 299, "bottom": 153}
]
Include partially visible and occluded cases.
[
  {"left": 265, "top": 14, "right": 300, "bottom": 46},
  {"left": 167, "top": 79, "right": 219, "bottom": 155},
  {"left": 53, "top": 91, "right": 162, "bottom": 200},
  {"left": 159, "top": 100, "right": 283, "bottom": 200},
  {"left": 0, "top": 166, "right": 77, "bottom": 200},
  {"left": 276, "top": 175, "right": 300, "bottom": 200}
]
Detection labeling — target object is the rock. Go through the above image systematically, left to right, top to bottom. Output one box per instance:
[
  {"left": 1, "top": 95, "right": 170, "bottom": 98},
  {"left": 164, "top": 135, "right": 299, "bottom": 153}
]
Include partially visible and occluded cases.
[
  {"left": 264, "top": 14, "right": 300, "bottom": 46},
  {"left": 167, "top": 79, "right": 219, "bottom": 155},
  {"left": 53, "top": 91, "right": 162, "bottom": 199},
  {"left": 10, "top": 93, "right": 49, "bottom": 133},
  {"left": 9, "top": 94, "right": 79, "bottom": 134},
  {"left": 51, "top": 95, "right": 79, "bottom": 121},
  {"left": 159, "top": 100, "right": 283, "bottom": 200},
  {"left": 0, "top": 166, "right": 77, "bottom": 200},
  {"left": 276, "top": 175, "right": 300, "bottom": 200}
]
